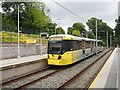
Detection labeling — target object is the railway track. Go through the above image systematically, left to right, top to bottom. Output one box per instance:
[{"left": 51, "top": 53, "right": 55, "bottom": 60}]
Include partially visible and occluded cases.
[
  {"left": 2, "top": 49, "right": 113, "bottom": 89},
  {"left": 57, "top": 49, "right": 113, "bottom": 89},
  {"left": 2, "top": 65, "right": 70, "bottom": 89},
  {"left": 1, "top": 66, "right": 62, "bottom": 89},
  {"left": 2, "top": 66, "right": 50, "bottom": 85},
  {"left": 14, "top": 69, "right": 61, "bottom": 90}
]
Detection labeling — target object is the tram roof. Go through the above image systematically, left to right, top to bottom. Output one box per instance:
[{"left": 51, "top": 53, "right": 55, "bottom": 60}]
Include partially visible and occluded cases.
[{"left": 49, "top": 34, "right": 102, "bottom": 42}]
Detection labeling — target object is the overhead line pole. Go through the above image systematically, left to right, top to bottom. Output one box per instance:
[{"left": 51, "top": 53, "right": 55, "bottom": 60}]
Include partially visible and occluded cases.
[
  {"left": 18, "top": 5, "right": 20, "bottom": 58},
  {"left": 96, "top": 20, "right": 98, "bottom": 54},
  {"left": 107, "top": 31, "right": 108, "bottom": 48},
  {"left": 40, "top": 33, "right": 42, "bottom": 55},
  {"left": 110, "top": 35, "right": 112, "bottom": 46}
]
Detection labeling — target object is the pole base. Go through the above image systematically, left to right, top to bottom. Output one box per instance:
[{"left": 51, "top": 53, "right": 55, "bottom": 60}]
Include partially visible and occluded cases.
[{"left": 17, "top": 56, "right": 20, "bottom": 58}]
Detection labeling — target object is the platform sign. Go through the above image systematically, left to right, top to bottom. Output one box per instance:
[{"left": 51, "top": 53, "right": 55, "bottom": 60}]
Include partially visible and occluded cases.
[{"left": 40, "top": 32, "right": 49, "bottom": 38}]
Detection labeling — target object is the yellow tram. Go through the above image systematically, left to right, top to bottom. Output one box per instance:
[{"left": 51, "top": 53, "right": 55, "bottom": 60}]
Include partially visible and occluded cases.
[{"left": 47, "top": 34, "right": 102, "bottom": 66}]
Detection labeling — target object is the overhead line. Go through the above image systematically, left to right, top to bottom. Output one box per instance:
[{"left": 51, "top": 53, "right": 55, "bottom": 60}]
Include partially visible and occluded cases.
[{"left": 51, "top": 0, "right": 86, "bottom": 22}]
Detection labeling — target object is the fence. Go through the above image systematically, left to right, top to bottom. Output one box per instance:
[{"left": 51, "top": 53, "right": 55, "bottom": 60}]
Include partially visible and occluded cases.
[
  {"left": 1, "top": 31, "right": 48, "bottom": 60},
  {"left": 1, "top": 31, "right": 48, "bottom": 44}
]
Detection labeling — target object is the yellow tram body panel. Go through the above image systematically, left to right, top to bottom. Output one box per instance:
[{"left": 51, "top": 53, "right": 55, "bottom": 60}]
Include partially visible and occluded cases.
[
  {"left": 48, "top": 50, "right": 83, "bottom": 66},
  {"left": 48, "top": 51, "right": 73, "bottom": 65}
]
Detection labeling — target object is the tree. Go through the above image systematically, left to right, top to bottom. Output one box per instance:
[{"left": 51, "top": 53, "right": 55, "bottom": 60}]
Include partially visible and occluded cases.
[
  {"left": 1, "top": 2, "right": 51, "bottom": 34},
  {"left": 22, "top": 2, "right": 48, "bottom": 34},
  {"left": 0, "top": 13, "right": 1, "bottom": 30},
  {"left": 2, "top": 14, "right": 17, "bottom": 32},
  {"left": 115, "top": 16, "right": 120, "bottom": 45},
  {"left": 86, "top": 17, "right": 113, "bottom": 46},
  {"left": 67, "top": 22, "right": 86, "bottom": 37},
  {"left": 72, "top": 22, "right": 86, "bottom": 33},
  {"left": 47, "top": 23, "right": 57, "bottom": 35},
  {"left": 56, "top": 27, "right": 65, "bottom": 34},
  {"left": 67, "top": 27, "right": 73, "bottom": 35},
  {"left": 72, "top": 30, "right": 81, "bottom": 37},
  {"left": 87, "top": 31, "right": 95, "bottom": 39}
]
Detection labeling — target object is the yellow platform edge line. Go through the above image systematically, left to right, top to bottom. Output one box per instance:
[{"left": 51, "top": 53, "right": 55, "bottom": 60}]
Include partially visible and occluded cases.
[{"left": 89, "top": 50, "right": 114, "bottom": 89}]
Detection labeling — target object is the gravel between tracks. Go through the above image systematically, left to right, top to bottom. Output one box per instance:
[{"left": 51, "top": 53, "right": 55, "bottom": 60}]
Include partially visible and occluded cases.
[
  {"left": 26, "top": 49, "right": 110, "bottom": 88},
  {"left": 64, "top": 50, "right": 112, "bottom": 88},
  {"left": 3, "top": 69, "right": 56, "bottom": 88}
]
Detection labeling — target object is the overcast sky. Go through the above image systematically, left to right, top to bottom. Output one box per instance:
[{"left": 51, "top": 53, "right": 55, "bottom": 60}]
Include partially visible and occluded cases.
[
  {"left": 0, "top": 0, "right": 119, "bottom": 33},
  {"left": 42, "top": 0, "right": 119, "bottom": 33}
]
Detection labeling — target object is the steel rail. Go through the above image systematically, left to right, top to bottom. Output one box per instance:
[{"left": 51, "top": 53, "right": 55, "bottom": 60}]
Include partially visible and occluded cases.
[
  {"left": 2, "top": 49, "right": 111, "bottom": 89},
  {"left": 56, "top": 49, "right": 112, "bottom": 90},
  {"left": 1, "top": 66, "right": 51, "bottom": 86},
  {"left": 14, "top": 67, "right": 66, "bottom": 90}
]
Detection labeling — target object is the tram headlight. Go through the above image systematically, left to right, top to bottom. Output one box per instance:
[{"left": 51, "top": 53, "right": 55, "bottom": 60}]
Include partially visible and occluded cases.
[
  {"left": 48, "top": 55, "right": 50, "bottom": 59},
  {"left": 58, "top": 55, "right": 62, "bottom": 60}
]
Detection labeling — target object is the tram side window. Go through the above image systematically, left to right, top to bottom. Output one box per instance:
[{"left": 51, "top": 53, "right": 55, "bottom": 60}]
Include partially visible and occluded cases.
[
  {"left": 62, "top": 40, "right": 73, "bottom": 53},
  {"left": 62, "top": 40, "right": 82, "bottom": 53},
  {"left": 73, "top": 40, "right": 82, "bottom": 50},
  {"left": 73, "top": 41, "right": 78, "bottom": 50},
  {"left": 78, "top": 41, "right": 82, "bottom": 49},
  {"left": 85, "top": 41, "right": 88, "bottom": 48},
  {"left": 86, "top": 41, "right": 90, "bottom": 48},
  {"left": 92, "top": 41, "right": 95, "bottom": 47}
]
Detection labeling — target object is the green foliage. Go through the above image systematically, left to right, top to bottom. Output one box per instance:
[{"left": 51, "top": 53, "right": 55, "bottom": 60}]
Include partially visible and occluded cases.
[
  {"left": 1, "top": 2, "right": 53, "bottom": 35},
  {"left": 1, "top": 2, "right": 62, "bottom": 36},
  {"left": 22, "top": 2, "right": 48, "bottom": 33},
  {"left": 0, "top": 13, "right": 2, "bottom": 31},
  {"left": 2, "top": 14, "right": 17, "bottom": 32},
  {"left": 115, "top": 16, "right": 120, "bottom": 45},
  {"left": 86, "top": 17, "right": 113, "bottom": 46},
  {"left": 67, "top": 22, "right": 86, "bottom": 37},
  {"left": 73, "top": 22, "right": 86, "bottom": 33},
  {"left": 47, "top": 23, "right": 56, "bottom": 35},
  {"left": 56, "top": 27, "right": 65, "bottom": 34},
  {"left": 67, "top": 27, "right": 73, "bottom": 35},
  {"left": 72, "top": 30, "right": 81, "bottom": 37},
  {"left": 87, "top": 31, "right": 95, "bottom": 39}
]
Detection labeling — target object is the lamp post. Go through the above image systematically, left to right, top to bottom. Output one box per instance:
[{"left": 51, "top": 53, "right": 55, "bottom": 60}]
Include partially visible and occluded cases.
[
  {"left": 17, "top": 5, "right": 20, "bottom": 58},
  {"left": 54, "top": 19, "right": 60, "bottom": 35},
  {"left": 96, "top": 20, "right": 98, "bottom": 54},
  {"left": 107, "top": 31, "right": 108, "bottom": 48},
  {"left": 40, "top": 33, "right": 42, "bottom": 55},
  {"left": 110, "top": 35, "right": 112, "bottom": 46}
]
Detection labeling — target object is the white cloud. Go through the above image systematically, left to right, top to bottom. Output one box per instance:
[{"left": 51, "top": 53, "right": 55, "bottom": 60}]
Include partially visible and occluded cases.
[{"left": 44, "top": 1, "right": 118, "bottom": 33}]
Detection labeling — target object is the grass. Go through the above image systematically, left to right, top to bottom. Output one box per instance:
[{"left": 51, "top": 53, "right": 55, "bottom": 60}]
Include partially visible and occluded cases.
[{"left": 1, "top": 31, "right": 48, "bottom": 44}]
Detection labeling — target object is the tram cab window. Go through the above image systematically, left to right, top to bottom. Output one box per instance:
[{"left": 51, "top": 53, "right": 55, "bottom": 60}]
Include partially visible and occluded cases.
[
  {"left": 48, "top": 40, "right": 62, "bottom": 54},
  {"left": 48, "top": 40, "right": 82, "bottom": 54}
]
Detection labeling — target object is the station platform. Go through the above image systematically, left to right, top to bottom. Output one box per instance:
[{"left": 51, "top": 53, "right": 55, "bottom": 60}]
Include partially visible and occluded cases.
[
  {"left": 89, "top": 47, "right": 119, "bottom": 89},
  {"left": 0, "top": 54, "right": 47, "bottom": 70},
  {"left": 0, "top": 54, "right": 47, "bottom": 82}
]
